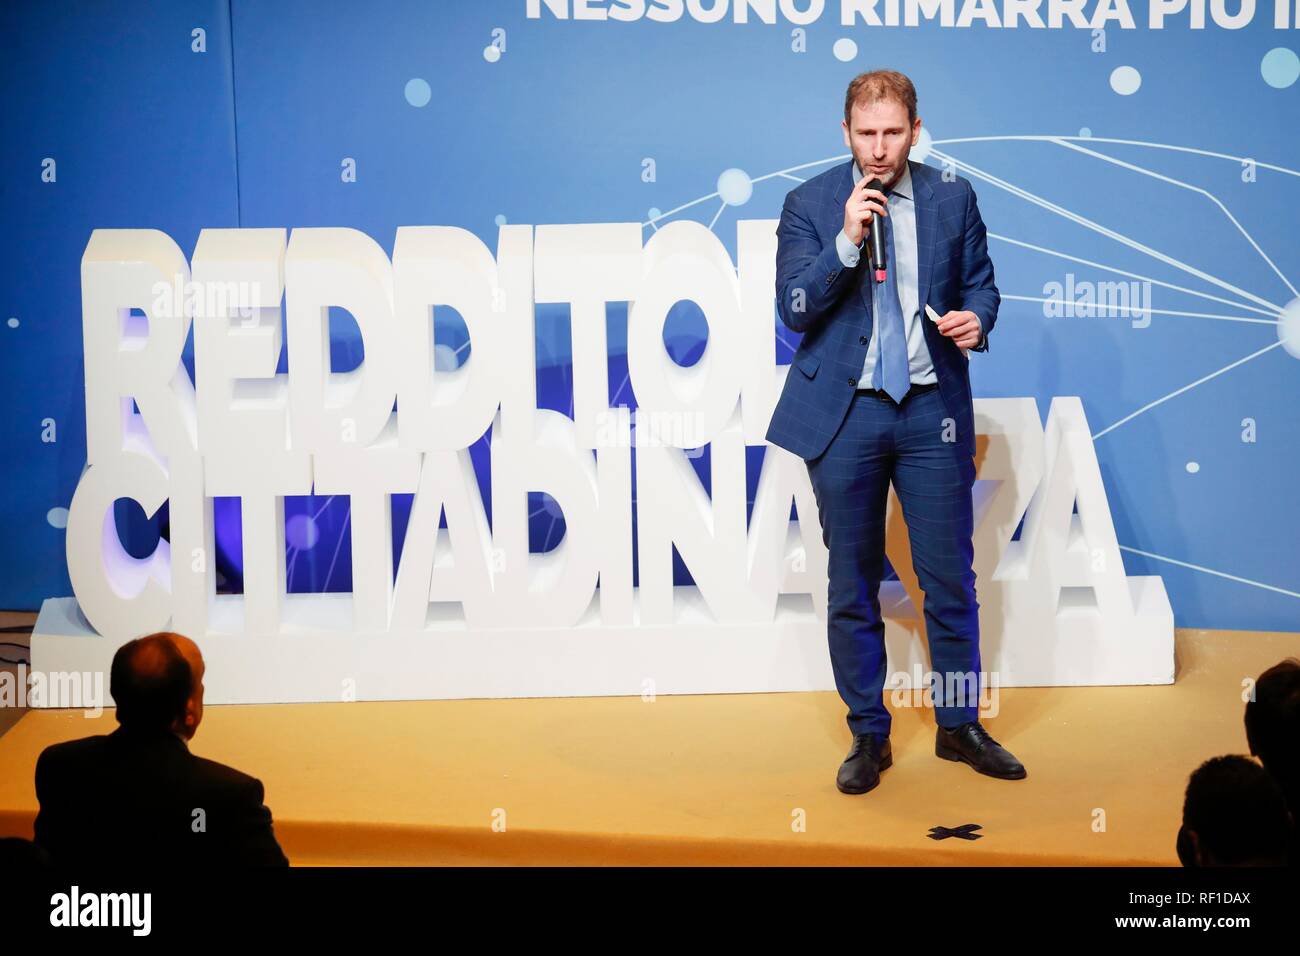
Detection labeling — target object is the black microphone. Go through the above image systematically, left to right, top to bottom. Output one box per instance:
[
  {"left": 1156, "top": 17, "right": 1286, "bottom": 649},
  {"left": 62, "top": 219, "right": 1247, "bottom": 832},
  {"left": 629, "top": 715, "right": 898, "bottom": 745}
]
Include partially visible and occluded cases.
[{"left": 865, "top": 177, "right": 887, "bottom": 284}]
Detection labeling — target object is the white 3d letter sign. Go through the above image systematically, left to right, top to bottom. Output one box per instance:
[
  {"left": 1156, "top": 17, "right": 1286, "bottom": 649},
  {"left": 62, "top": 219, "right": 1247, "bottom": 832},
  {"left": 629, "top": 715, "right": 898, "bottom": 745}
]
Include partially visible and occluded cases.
[{"left": 33, "top": 224, "right": 1173, "bottom": 705}]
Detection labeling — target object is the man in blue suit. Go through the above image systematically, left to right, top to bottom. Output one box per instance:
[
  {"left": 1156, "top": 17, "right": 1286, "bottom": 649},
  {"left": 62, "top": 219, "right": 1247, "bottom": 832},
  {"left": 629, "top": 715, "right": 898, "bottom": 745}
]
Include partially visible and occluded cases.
[{"left": 765, "top": 70, "right": 1026, "bottom": 795}]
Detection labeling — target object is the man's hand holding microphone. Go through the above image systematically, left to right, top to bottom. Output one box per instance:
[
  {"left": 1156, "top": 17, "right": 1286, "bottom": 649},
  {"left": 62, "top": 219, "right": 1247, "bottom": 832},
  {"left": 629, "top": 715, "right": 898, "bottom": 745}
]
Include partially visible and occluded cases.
[
  {"left": 841, "top": 172, "right": 981, "bottom": 351},
  {"left": 841, "top": 174, "right": 888, "bottom": 253}
]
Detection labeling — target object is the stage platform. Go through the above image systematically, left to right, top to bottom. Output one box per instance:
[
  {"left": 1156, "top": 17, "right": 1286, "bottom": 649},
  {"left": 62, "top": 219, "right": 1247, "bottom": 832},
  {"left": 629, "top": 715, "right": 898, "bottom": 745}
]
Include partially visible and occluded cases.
[{"left": 1, "top": 627, "right": 1295, "bottom": 866}]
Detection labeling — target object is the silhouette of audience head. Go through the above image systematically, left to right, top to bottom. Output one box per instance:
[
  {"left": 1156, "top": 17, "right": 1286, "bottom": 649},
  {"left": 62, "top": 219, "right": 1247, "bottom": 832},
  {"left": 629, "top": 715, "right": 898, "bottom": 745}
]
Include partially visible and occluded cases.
[
  {"left": 109, "top": 632, "right": 205, "bottom": 741},
  {"left": 1244, "top": 658, "right": 1300, "bottom": 785},
  {"left": 1177, "top": 755, "right": 1291, "bottom": 866}
]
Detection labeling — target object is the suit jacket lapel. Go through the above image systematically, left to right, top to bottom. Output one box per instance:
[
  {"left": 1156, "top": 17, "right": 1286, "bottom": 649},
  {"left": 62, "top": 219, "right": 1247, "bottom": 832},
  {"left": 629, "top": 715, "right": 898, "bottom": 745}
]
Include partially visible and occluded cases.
[
  {"left": 831, "top": 157, "right": 855, "bottom": 218},
  {"left": 826, "top": 159, "right": 872, "bottom": 321},
  {"left": 912, "top": 160, "right": 937, "bottom": 320}
]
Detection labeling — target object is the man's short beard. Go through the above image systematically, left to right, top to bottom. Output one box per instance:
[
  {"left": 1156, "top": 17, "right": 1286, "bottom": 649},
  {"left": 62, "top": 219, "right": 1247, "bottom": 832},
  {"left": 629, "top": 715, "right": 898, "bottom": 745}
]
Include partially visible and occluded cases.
[{"left": 857, "top": 153, "right": 901, "bottom": 187}]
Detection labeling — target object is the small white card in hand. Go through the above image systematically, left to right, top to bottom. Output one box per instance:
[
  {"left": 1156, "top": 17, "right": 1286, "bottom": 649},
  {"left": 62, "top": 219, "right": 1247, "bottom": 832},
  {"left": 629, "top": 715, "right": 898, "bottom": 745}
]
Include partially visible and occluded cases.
[{"left": 925, "top": 304, "right": 969, "bottom": 359}]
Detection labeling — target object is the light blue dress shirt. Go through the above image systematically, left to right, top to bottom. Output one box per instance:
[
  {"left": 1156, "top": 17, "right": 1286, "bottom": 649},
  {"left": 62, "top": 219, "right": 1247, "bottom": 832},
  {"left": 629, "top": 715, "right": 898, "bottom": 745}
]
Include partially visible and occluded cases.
[{"left": 835, "top": 162, "right": 983, "bottom": 388}]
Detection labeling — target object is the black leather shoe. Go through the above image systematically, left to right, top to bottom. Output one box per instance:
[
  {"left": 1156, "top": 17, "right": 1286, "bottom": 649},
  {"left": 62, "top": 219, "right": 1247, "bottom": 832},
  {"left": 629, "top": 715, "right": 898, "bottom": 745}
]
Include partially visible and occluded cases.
[
  {"left": 935, "top": 721, "right": 1026, "bottom": 779},
  {"left": 836, "top": 733, "right": 892, "bottom": 794}
]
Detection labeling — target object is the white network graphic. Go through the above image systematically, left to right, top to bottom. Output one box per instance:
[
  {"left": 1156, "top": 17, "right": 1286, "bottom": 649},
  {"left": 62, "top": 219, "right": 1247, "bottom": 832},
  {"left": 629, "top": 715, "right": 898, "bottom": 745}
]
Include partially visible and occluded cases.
[
  {"left": 634, "top": 129, "right": 1300, "bottom": 606},
  {"left": 185, "top": 130, "right": 1298, "bottom": 608}
]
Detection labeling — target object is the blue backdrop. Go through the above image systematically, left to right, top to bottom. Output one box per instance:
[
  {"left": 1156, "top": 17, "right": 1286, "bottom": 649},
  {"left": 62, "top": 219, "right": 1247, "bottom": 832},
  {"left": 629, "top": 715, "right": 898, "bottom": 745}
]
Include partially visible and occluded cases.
[{"left": 2, "top": 0, "right": 1297, "bottom": 632}]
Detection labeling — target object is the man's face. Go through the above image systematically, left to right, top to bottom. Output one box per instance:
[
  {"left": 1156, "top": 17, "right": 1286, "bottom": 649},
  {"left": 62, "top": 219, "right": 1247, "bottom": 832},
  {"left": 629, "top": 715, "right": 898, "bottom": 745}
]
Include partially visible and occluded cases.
[{"left": 841, "top": 97, "right": 921, "bottom": 189}]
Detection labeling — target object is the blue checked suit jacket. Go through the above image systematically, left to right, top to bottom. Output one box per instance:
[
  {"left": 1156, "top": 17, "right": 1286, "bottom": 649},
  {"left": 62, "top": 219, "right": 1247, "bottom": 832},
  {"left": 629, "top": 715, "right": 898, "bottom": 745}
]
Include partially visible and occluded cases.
[{"left": 764, "top": 159, "right": 999, "bottom": 461}]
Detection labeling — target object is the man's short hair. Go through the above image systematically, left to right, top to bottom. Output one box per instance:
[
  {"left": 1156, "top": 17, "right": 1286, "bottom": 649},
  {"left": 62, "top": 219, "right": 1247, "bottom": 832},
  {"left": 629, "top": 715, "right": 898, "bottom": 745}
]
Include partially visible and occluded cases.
[
  {"left": 844, "top": 70, "right": 918, "bottom": 128},
  {"left": 109, "top": 633, "right": 193, "bottom": 732},
  {"left": 1244, "top": 658, "right": 1300, "bottom": 772},
  {"left": 1182, "top": 755, "right": 1291, "bottom": 865}
]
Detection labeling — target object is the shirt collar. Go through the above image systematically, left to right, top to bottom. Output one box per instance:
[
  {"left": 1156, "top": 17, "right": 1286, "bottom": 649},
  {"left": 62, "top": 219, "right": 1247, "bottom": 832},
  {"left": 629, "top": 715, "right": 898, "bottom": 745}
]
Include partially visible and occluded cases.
[{"left": 852, "top": 160, "right": 912, "bottom": 200}]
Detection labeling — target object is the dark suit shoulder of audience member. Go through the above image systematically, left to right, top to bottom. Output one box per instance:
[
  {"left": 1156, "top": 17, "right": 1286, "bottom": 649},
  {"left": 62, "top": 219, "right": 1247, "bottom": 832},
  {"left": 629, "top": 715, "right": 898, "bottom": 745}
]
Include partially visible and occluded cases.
[
  {"left": 32, "top": 632, "right": 289, "bottom": 868},
  {"left": 0, "top": 836, "right": 53, "bottom": 872}
]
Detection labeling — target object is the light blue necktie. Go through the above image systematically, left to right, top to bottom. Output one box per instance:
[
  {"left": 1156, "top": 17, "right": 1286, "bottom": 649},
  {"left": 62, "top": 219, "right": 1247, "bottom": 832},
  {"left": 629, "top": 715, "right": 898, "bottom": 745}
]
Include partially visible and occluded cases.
[{"left": 871, "top": 207, "right": 911, "bottom": 405}]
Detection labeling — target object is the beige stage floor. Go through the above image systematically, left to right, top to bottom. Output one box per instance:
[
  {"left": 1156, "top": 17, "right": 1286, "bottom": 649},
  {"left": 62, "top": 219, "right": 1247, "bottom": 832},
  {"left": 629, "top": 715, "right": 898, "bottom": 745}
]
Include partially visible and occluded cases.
[{"left": 1, "top": 626, "right": 1295, "bottom": 865}]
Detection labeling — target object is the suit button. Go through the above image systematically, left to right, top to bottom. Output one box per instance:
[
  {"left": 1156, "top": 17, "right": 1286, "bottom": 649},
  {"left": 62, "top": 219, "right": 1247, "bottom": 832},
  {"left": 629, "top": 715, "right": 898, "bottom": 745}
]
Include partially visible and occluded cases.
[
  {"left": 859, "top": 335, "right": 868, "bottom": 344},
  {"left": 847, "top": 377, "right": 857, "bottom": 387}
]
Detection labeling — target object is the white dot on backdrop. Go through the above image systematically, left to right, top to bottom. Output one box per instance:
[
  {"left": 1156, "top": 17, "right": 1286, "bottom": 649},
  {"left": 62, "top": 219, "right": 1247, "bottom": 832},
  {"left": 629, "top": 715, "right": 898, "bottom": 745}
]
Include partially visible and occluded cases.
[
  {"left": 832, "top": 38, "right": 858, "bottom": 62},
  {"left": 483, "top": 45, "right": 501, "bottom": 63},
  {"left": 1261, "top": 47, "right": 1300, "bottom": 89},
  {"left": 1110, "top": 66, "right": 1141, "bottom": 96},
  {"left": 404, "top": 78, "right": 432, "bottom": 108},
  {"left": 909, "top": 127, "right": 933, "bottom": 163},
  {"left": 1078, "top": 127, "right": 1092, "bottom": 138},
  {"left": 717, "top": 168, "right": 753, "bottom": 206},
  {"left": 648, "top": 207, "right": 662, "bottom": 221},
  {"left": 494, "top": 214, "right": 507, "bottom": 226},
  {"left": 1278, "top": 297, "right": 1300, "bottom": 359},
  {"left": 6, "top": 317, "right": 17, "bottom": 329},
  {"left": 1185, "top": 462, "right": 1200, "bottom": 474},
  {"left": 47, "top": 507, "right": 69, "bottom": 529},
  {"left": 286, "top": 514, "right": 320, "bottom": 550}
]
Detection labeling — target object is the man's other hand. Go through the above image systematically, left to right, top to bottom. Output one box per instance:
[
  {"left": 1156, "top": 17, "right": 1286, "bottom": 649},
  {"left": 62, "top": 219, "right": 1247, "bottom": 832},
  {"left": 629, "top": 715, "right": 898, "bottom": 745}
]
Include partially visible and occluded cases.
[{"left": 936, "top": 310, "right": 982, "bottom": 350}]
